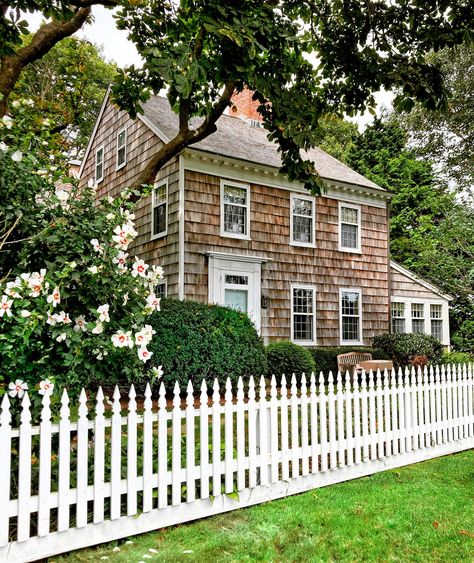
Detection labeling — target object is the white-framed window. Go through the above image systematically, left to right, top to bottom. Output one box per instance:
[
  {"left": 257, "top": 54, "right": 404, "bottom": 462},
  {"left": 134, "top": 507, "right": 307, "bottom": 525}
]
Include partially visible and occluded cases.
[
  {"left": 116, "top": 127, "right": 127, "bottom": 170},
  {"left": 95, "top": 145, "right": 104, "bottom": 183},
  {"left": 151, "top": 180, "right": 167, "bottom": 239},
  {"left": 220, "top": 180, "right": 251, "bottom": 240},
  {"left": 290, "top": 193, "right": 316, "bottom": 247},
  {"left": 339, "top": 202, "right": 361, "bottom": 253},
  {"left": 156, "top": 279, "right": 167, "bottom": 299},
  {"left": 291, "top": 285, "right": 316, "bottom": 345},
  {"left": 340, "top": 288, "right": 363, "bottom": 345},
  {"left": 391, "top": 302, "right": 406, "bottom": 334},
  {"left": 411, "top": 303, "right": 425, "bottom": 333},
  {"left": 430, "top": 304, "right": 443, "bottom": 341}
]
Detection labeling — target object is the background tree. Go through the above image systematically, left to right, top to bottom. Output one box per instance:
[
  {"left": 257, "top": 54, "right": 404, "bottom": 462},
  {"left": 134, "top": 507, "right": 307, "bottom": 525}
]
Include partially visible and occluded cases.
[
  {"left": 12, "top": 36, "right": 117, "bottom": 156},
  {"left": 312, "top": 115, "right": 359, "bottom": 164}
]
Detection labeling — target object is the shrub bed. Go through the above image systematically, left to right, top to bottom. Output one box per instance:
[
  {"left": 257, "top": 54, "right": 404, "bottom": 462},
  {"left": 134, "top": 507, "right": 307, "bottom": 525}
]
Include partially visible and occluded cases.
[
  {"left": 148, "top": 299, "right": 266, "bottom": 389},
  {"left": 372, "top": 333, "right": 443, "bottom": 368},
  {"left": 266, "top": 341, "right": 316, "bottom": 378},
  {"left": 308, "top": 346, "right": 388, "bottom": 375}
]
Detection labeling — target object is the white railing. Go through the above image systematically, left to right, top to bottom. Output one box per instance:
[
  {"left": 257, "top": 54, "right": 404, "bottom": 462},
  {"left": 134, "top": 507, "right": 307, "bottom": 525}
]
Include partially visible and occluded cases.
[{"left": 1, "top": 363, "right": 473, "bottom": 562}]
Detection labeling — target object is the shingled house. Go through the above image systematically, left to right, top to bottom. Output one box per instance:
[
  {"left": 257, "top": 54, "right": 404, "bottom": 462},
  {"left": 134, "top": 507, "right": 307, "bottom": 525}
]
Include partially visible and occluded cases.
[{"left": 79, "top": 89, "right": 452, "bottom": 348}]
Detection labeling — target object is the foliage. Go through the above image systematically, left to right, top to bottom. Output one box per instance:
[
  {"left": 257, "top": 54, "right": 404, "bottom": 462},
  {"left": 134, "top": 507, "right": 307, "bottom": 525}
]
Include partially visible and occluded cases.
[
  {"left": 12, "top": 36, "right": 117, "bottom": 157},
  {"left": 0, "top": 101, "right": 163, "bottom": 401},
  {"left": 312, "top": 115, "right": 359, "bottom": 164},
  {"left": 147, "top": 299, "right": 266, "bottom": 389},
  {"left": 451, "top": 320, "right": 474, "bottom": 353},
  {"left": 372, "top": 333, "right": 443, "bottom": 368},
  {"left": 266, "top": 341, "right": 316, "bottom": 378},
  {"left": 309, "top": 346, "right": 388, "bottom": 376},
  {"left": 440, "top": 351, "right": 473, "bottom": 365}
]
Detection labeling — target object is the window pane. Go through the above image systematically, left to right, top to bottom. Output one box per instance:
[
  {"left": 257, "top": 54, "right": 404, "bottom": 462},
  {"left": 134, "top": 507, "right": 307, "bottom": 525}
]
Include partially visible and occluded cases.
[
  {"left": 118, "top": 130, "right": 126, "bottom": 147},
  {"left": 117, "top": 146, "right": 126, "bottom": 166},
  {"left": 96, "top": 162, "right": 103, "bottom": 181},
  {"left": 154, "top": 185, "right": 166, "bottom": 203},
  {"left": 224, "top": 186, "right": 247, "bottom": 205},
  {"left": 293, "top": 197, "right": 312, "bottom": 216},
  {"left": 153, "top": 203, "right": 166, "bottom": 235},
  {"left": 224, "top": 204, "right": 247, "bottom": 234},
  {"left": 341, "top": 207, "right": 358, "bottom": 224},
  {"left": 293, "top": 215, "right": 312, "bottom": 243},
  {"left": 341, "top": 223, "right": 358, "bottom": 249},
  {"left": 225, "top": 275, "right": 248, "bottom": 285},
  {"left": 156, "top": 282, "right": 167, "bottom": 298},
  {"left": 293, "top": 288, "right": 314, "bottom": 314},
  {"left": 225, "top": 289, "right": 248, "bottom": 312},
  {"left": 341, "top": 292, "right": 359, "bottom": 316},
  {"left": 391, "top": 302, "right": 405, "bottom": 318},
  {"left": 411, "top": 303, "right": 424, "bottom": 318},
  {"left": 430, "top": 304, "right": 442, "bottom": 319},
  {"left": 293, "top": 314, "right": 313, "bottom": 341},
  {"left": 342, "top": 317, "right": 360, "bottom": 341},
  {"left": 392, "top": 318, "right": 406, "bottom": 334},
  {"left": 412, "top": 319, "right": 425, "bottom": 333},
  {"left": 431, "top": 319, "right": 443, "bottom": 340}
]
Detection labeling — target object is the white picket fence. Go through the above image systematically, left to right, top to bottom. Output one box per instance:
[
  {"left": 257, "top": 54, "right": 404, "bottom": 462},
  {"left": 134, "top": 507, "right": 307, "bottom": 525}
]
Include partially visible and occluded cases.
[{"left": 1, "top": 363, "right": 474, "bottom": 562}]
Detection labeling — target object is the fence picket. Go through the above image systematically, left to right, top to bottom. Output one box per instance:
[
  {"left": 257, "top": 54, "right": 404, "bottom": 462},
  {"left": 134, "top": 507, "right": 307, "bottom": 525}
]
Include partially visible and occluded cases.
[
  {"left": 468, "top": 364, "right": 474, "bottom": 437},
  {"left": 447, "top": 365, "right": 454, "bottom": 442},
  {"left": 429, "top": 366, "right": 436, "bottom": 446},
  {"left": 434, "top": 366, "right": 442, "bottom": 445},
  {"left": 423, "top": 367, "right": 431, "bottom": 448},
  {"left": 410, "top": 368, "right": 419, "bottom": 450},
  {"left": 383, "top": 369, "right": 391, "bottom": 457},
  {"left": 397, "top": 369, "right": 405, "bottom": 455},
  {"left": 376, "top": 370, "right": 384, "bottom": 458},
  {"left": 391, "top": 370, "right": 399, "bottom": 456},
  {"left": 360, "top": 371, "right": 369, "bottom": 462},
  {"left": 368, "top": 371, "right": 376, "bottom": 461},
  {"left": 319, "top": 372, "right": 328, "bottom": 472},
  {"left": 328, "top": 372, "right": 337, "bottom": 469},
  {"left": 336, "top": 372, "right": 345, "bottom": 468},
  {"left": 345, "top": 372, "right": 354, "bottom": 467},
  {"left": 309, "top": 373, "right": 318, "bottom": 473},
  {"left": 301, "top": 374, "right": 310, "bottom": 476},
  {"left": 269, "top": 375, "right": 279, "bottom": 483},
  {"left": 280, "top": 375, "right": 290, "bottom": 480},
  {"left": 290, "top": 375, "right": 299, "bottom": 478},
  {"left": 248, "top": 376, "right": 257, "bottom": 488},
  {"left": 258, "top": 376, "right": 269, "bottom": 486},
  {"left": 225, "top": 378, "right": 234, "bottom": 493},
  {"left": 236, "top": 378, "right": 246, "bottom": 490},
  {"left": 212, "top": 379, "right": 221, "bottom": 498},
  {"left": 186, "top": 381, "right": 196, "bottom": 503},
  {"left": 199, "top": 381, "right": 209, "bottom": 500},
  {"left": 172, "top": 382, "right": 182, "bottom": 506},
  {"left": 157, "top": 383, "right": 168, "bottom": 509},
  {"left": 142, "top": 384, "right": 153, "bottom": 513},
  {"left": 127, "top": 385, "right": 138, "bottom": 516},
  {"left": 110, "top": 387, "right": 122, "bottom": 520},
  {"left": 93, "top": 388, "right": 105, "bottom": 524},
  {"left": 76, "top": 389, "right": 89, "bottom": 528},
  {"left": 57, "top": 390, "right": 71, "bottom": 531},
  {"left": 38, "top": 391, "right": 52, "bottom": 536},
  {"left": 17, "top": 393, "right": 32, "bottom": 542},
  {"left": 0, "top": 395, "right": 12, "bottom": 546}
]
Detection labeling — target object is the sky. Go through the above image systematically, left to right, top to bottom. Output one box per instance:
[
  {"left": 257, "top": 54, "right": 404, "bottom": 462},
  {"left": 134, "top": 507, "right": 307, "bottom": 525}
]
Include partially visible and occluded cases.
[{"left": 27, "top": 6, "right": 394, "bottom": 129}]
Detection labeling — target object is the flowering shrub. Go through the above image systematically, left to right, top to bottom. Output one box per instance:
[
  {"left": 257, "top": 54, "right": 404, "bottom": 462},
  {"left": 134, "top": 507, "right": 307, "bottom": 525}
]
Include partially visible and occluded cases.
[{"left": 0, "top": 99, "right": 164, "bottom": 402}]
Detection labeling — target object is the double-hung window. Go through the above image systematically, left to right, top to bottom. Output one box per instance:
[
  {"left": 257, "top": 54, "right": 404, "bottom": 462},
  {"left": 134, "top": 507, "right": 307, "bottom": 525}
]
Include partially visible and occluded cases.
[
  {"left": 116, "top": 127, "right": 127, "bottom": 170},
  {"left": 95, "top": 146, "right": 104, "bottom": 183},
  {"left": 151, "top": 180, "right": 167, "bottom": 239},
  {"left": 221, "top": 181, "right": 250, "bottom": 239},
  {"left": 290, "top": 194, "right": 316, "bottom": 247},
  {"left": 339, "top": 203, "right": 361, "bottom": 252},
  {"left": 156, "top": 279, "right": 167, "bottom": 299},
  {"left": 291, "top": 285, "right": 316, "bottom": 345},
  {"left": 340, "top": 289, "right": 362, "bottom": 344},
  {"left": 391, "top": 302, "right": 406, "bottom": 334},
  {"left": 411, "top": 303, "right": 425, "bottom": 333},
  {"left": 430, "top": 304, "right": 443, "bottom": 341}
]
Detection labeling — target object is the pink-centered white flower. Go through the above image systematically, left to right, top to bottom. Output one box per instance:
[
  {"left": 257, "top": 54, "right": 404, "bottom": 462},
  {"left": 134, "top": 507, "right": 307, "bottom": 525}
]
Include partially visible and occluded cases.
[
  {"left": 112, "top": 223, "right": 137, "bottom": 250},
  {"left": 90, "top": 238, "right": 103, "bottom": 254},
  {"left": 113, "top": 251, "right": 128, "bottom": 270},
  {"left": 132, "top": 257, "right": 149, "bottom": 278},
  {"left": 28, "top": 270, "right": 46, "bottom": 297},
  {"left": 5, "top": 281, "right": 21, "bottom": 298},
  {"left": 47, "top": 287, "right": 61, "bottom": 307},
  {"left": 146, "top": 293, "right": 161, "bottom": 312},
  {"left": 0, "top": 295, "right": 13, "bottom": 317},
  {"left": 97, "top": 304, "right": 110, "bottom": 323},
  {"left": 53, "top": 311, "right": 71, "bottom": 324},
  {"left": 46, "top": 312, "right": 57, "bottom": 325},
  {"left": 74, "top": 315, "right": 87, "bottom": 332},
  {"left": 92, "top": 321, "right": 104, "bottom": 334},
  {"left": 135, "top": 324, "right": 156, "bottom": 347},
  {"left": 111, "top": 330, "right": 134, "bottom": 349},
  {"left": 137, "top": 347, "right": 153, "bottom": 363},
  {"left": 8, "top": 379, "right": 28, "bottom": 398},
  {"left": 39, "top": 379, "right": 54, "bottom": 395}
]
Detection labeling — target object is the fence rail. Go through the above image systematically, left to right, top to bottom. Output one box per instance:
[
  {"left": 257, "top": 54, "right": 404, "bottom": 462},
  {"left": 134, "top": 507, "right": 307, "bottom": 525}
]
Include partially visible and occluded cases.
[{"left": 1, "top": 363, "right": 473, "bottom": 562}]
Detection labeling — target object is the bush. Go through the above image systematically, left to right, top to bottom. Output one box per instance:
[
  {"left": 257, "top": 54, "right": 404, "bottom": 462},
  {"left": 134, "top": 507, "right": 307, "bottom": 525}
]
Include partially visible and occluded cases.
[
  {"left": 148, "top": 299, "right": 266, "bottom": 389},
  {"left": 452, "top": 320, "right": 474, "bottom": 353},
  {"left": 372, "top": 333, "right": 443, "bottom": 368},
  {"left": 266, "top": 341, "right": 316, "bottom": 378},
  {"left": 309, "top": 346, "right": 388, "bottom": 375},
  {"left": 440, "top": 351, "right": 474, "bottom": 365}
]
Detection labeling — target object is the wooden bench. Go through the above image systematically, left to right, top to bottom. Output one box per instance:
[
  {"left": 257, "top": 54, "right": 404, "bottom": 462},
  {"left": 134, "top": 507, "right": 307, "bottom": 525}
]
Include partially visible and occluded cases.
[{"left": 337, "top": 351, "right": 373, "bottom": 375}]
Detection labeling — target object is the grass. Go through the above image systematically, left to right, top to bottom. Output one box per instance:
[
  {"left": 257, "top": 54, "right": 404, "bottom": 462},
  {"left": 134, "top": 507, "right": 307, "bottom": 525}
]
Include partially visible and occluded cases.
[{"left": 53, "top": 450, "right": 474, "bottom": 563}]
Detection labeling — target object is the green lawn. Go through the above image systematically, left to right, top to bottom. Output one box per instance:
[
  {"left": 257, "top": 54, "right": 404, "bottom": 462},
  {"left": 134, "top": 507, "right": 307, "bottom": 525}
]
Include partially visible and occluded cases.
[{"left": 54, "top": 450, "right": 474, "bottom": 563}]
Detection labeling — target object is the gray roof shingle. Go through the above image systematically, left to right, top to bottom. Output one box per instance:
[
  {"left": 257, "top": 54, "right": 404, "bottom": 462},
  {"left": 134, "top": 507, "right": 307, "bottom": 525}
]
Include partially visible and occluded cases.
[{"left": 142, "top": 96, "right": 384, "bottom": 192}]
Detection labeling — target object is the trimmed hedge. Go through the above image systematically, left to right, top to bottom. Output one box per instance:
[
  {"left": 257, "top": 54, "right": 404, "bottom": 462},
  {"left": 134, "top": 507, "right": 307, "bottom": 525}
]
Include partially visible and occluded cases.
[
  {"left": 148, "top": 299, "right": 266, "bottom": 388},
  {"left": 372, "top": 333, "right": 443, "bottom": 368},
  {"left": 266, "top": 341, "right": 316, "bottom": 378},
  {"left": 308, "top": 346, "right": 388, "bottom": 375},
  {"left": 440, "top": 351, "right": 474, "bottom": 365}
]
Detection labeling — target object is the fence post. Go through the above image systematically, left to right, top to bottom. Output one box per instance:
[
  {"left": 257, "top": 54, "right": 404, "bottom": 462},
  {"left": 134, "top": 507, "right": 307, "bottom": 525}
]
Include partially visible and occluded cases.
[
  {"left": 319, "top": 372, "right": 328, "bottom": 472},
  {"left": 309, "top": 373, "right": 318, "bottom": 473},
  {"left": 290, "top": 374, "right": 299, "bottom": 478},
  {"left": 301, "top": 374, "right": 310, "bottom": 475},
  {"left": 258, "top": 375, "right": 269, "bottom": 486},
  {"left": 270, "top": 375, "right": 279, "bottom": 483},
  {"left": 248, "top": 376, "right": 257, "bottom": 488},
  {"left": 236, "top": 377, "right": 246, "bottom": 490},
  {"left": 224, "top": 378, "right": 234, "bottom": 494},
  {"left": 186, "top": 380, "right": 196, "bottom": 503},
  {"left": 199, "top": 380, "right": 209, "bottom": 500},
  {"left": 157, "top": 382, "right": 168, "bottom": 509},
  {"left": 172, "top": 382, "right": 182, "bottom": 506},
  {"left": 142, "top": 383, "right": 153, "bottom": 512},
  {"left": 127, "top": 385, "right": 138, "bottom": 516},
  {"left": 58, "top": 389, "right": 71, "bottom": 531},
  {"left": 38, "top": 390, "right": 52, "bottom": 537},
  {"left": 17, "top": 393, "right": 32, "bottom": 542},
  {"left": 0, "top": 394, "right": 12, "bottom": 546}
]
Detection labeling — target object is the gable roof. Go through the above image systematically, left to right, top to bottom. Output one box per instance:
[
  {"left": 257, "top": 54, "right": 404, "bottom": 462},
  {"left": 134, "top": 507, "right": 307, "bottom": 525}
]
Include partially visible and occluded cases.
[
  {"left": 141, "top": 96, "right": 385, "bottom": 192},
  {"left": 390, "top": 260, "right": 453, "bottom": 301}
]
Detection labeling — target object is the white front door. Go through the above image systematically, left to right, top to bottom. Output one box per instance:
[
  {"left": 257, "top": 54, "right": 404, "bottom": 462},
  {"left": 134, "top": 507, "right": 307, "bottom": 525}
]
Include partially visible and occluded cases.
[{"left": 209, "top": 256, "right": 261, "bottom": 331}]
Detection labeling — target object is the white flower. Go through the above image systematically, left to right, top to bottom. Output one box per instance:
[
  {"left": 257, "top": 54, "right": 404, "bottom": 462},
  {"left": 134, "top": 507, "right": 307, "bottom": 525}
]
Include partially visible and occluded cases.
[
  {"left": 25, "top": 99, "right": 34, "bottom": 107},
  {"left": 11, "top": 100, "right": 21, "bottom": 108},
  {"left": 2, "top": 115, "right": 13, "bottom": 129},
  {"left": 43, "top": 118, "right": 51, "bottom": 127},
  {"left": 0, "top": 141, "right": 8, "bottom": 151},
  {"left": 11, "top": 150, "right": 23, "bottom": 162},
  {"left": 87, "top": 178, "right": 97, "bottom": 189},
  {"left": 55, "top": 189, "right": 69, "bottom": 205},
  {"left": 107, "top": 196, "right": 114, "bottom": 204},
  {"left": 120, "top": 209, "right": 135, "bottom": 221},
  {"left": 106, "top": 212, "right": 115, "bottom": 220},
  {"left": 112, "top": 223, "right": 137, "bottom": 250},
  {"left": 90, "top": 239, "right": 103, "bottom": 254},
  {"left": 113, "top": 251, "right": 128, "bottom": 270},
  {"left": 132, "top": 258, "right": 149, "bottom": 278},
  {"left": 69, "top": 261, "right": 77, "bottom": 269},
  {"left": 88, "top": 265, "right": 99, "bottom": 275},
  {"left": 147, "top": 265, "right": 164, "bottom": 284},
  {"left": 28, "top": 269, "right": 46, "bottom": 297},
  {"left": 5, "top": 281, "right": 21, "bottom": 298},
  {"left": 47, "top": 287, "right": 61, "bottom": 307},
  {"left": 123, "top": 293, "right": 129, "bottom": 306},
  {"left": 146, "top": 294, "right": 161, "bottom": 312},
  {"left": 0, "top": 295, "right": 13, "bottom": 317},
  {"left": 97, "top": 304, "right": 110, "bottom": 323},
  {"left": 20, "top": 310, "right": 31, "bottom": 318},
  {"left": 54, "top": 311, "right": 71, "bottom": 324},
  {"left": 46, "top": 312, "right": 57, "bottom": 325},
  {"left": 74, "top": 315, "right": 87, "bottom": 332},
  {"left": 92, "top": 321, "right": 104, "bottom": 334},
  {"left": 135, "top": 325, "right": 156, "bottom": 347},
  {"left": 111, "top": 330, "right": 133, "bottom": 349},
  {"left": 56, "top": 333, "right": 67, "bottom": 342},
  {"left": 138, "top": 347, "right": 153, "bottom": 363},
  {"left": 151, "top": 366, "right": 164, "bottom": 380},
  {"left": 8, "top": 379, "right": 28, "bottom": 398},
  {"left": 39, "top": 379, "right": 54, "bottom": 395},
  {"left": 112, "top": 547, "right": 120, "bottom": 552}
]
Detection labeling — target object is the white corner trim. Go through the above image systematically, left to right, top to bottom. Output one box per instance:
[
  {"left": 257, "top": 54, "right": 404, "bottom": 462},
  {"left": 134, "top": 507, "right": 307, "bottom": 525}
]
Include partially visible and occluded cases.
[
  {"left": 178, "top": 155, "right": 185, "bottom": 301},
  {"left": 390, "top": 260, "right": 453, "bottom": 301},
  {"left": 339, "top": 287, "right": 364, "bottom": 346}
]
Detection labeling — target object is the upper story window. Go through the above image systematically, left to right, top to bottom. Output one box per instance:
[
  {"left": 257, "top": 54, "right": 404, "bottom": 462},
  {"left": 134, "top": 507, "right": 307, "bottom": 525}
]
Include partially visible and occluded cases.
[
  {"left": 116, "top": 127, "right": 127, "bottom": 170},
  {"left": 95, "top": 146, "right": 104, "bottom": 183},
  {"left": 151, "top": 180, "right": 167, "bottom": 239},
  {"left": 220, "top": 181, "right": 250, "bottom": 240},
  {"left": 290, "top": 194, "right": 316, "bottom": 247},
  {"left": 339, "top": 203, "right": 361, "bottom": 253},
  {"left": 291, "top": 285, "right": 316, "bottom": 345},
  {"left": 340, "top": 288, "right": 362, "bottom": 344},
  {"left": 391, "top": 302, "right": 406, "bottom": 334},
  {"left": 411, "top": 303, "right": 425, "bottom": 333},
  {"left": 430, "top": 304, "right": 443, "bottom": 341}
]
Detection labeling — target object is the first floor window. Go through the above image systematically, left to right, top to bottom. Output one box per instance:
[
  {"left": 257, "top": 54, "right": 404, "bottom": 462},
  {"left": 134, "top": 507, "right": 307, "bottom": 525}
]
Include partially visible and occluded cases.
[
  {"left": 116, "top": 128, "right": 127, "bottom": 169},
  {"left": 95, "top": 146, "right": 104, "bottom": 183},
  {"left": 152, "top": 181, "right": 167, "bottom": 237},
  {"left": 221, "top": 182, "right": 250, "bottom": 238},
  {"left": 291, "top": 194, "right": 315, "bottom": 246},
  {"left": 339, "top": 203, "right": 361, "bottom": 252},
  {"left": 156, "top": 280, "right": 167, "bottom": 299},
  {"left": 291, "top": 286, "right": 316, "bottom": 344},
  {"left": 340, "top": 289, "right": 362, "bottom": 343},
  {"left": 391, "top": 302, "right": 406, "bottom": 333},
  {"left": 411, "top": 303, "right": 425, "bottom": 333},
  {"left": 430, "top": 304, "right": 443, "bottom": 341}
]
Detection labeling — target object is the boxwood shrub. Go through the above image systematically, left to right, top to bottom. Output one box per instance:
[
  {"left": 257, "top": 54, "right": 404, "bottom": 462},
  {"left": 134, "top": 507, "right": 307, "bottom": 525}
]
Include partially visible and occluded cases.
[
  {"left": 148, "top": 299, "right": 267, "bottom": 389},
  {"left": 372, "top": 333, "right": 443, "bottom": 368},
  {"left": 266, "top": 341, "right": 316, "bottom": 378},
  {"left": 308, "top": 346, "right": 388, "bottom": 375}
]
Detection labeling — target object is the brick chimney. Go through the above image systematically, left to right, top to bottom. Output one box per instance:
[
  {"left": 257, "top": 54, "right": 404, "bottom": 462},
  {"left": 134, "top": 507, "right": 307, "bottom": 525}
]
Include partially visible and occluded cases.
[{"left": 229, "top": 88, "right": 264, "bottom": 122}]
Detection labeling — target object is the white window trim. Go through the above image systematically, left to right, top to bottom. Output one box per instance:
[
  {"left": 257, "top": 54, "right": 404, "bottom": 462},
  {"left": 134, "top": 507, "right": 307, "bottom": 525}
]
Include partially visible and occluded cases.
[
  {"left": 115, "top": 127, "right": 127, "bottom": 171},
  {"left": 95, "top": 145, "right": 105, "bottom": 184},
  {"left": 150, "top": 179, "right": 168, "bottom": 240},
  {"left": 220, "top": 179, "right": 251, "bottom": 240},
  {"left": 290, "top": 193, "right": 316, "bottom": 248},
  {"left": 338, "top": 202, "right": 362, "bottom": 254},
  {"left": 156, "top": 278, "right": 167, "bottom": 298},
  {"left": 290, "top": 284, "right": 317, "bottom": 346},
  {"left": 339, "top": 287, "right": 363, "bottom": 346},
  {"left": 390, "top": 297, "right": 450, "bottom": 345}
]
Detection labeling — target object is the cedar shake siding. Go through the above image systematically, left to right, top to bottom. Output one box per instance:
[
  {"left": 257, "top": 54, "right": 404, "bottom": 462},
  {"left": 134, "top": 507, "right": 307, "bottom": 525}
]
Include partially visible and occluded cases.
[
  {"left": 79, "top": 98, "right": 179, "bottom": 296},
  {"left": 183, "top": 170, "right": 390, "bottom": 346}
]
